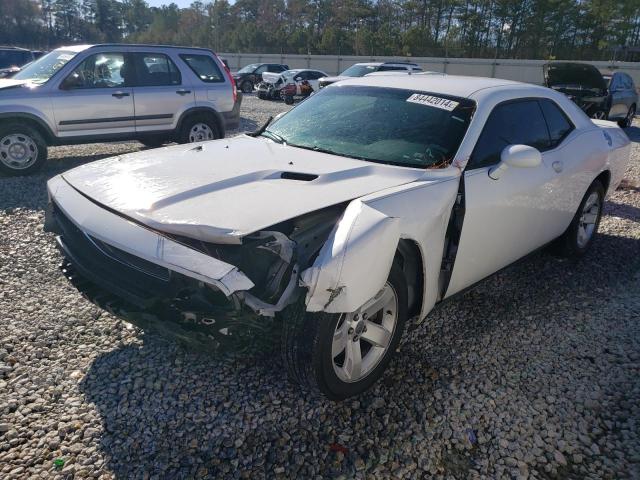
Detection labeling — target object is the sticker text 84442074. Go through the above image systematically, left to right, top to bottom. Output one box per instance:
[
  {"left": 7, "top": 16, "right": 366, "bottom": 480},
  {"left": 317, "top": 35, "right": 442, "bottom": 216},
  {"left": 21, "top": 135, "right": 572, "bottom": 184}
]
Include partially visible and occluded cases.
[{"left": 406, "top": 94, "right": 459, "bottom": 111}]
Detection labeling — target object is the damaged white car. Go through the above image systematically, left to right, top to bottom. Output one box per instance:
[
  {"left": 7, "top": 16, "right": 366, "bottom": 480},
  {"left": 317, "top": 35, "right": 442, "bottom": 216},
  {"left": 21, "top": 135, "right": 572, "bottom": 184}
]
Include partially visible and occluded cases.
[{"left": 46, "top": 75, "right": 630, "bottom": 399}]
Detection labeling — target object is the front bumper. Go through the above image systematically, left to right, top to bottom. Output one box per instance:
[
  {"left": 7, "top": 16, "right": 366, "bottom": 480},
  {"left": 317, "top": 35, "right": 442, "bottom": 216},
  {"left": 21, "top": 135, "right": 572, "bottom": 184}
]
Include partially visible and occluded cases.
[{"left": 45, "top": 175, "right": 287, "bottom": 346}]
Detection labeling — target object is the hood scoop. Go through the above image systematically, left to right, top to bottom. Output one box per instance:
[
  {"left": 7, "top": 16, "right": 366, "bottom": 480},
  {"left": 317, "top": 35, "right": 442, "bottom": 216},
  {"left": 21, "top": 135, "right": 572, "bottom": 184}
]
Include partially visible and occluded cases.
[{"left": 280, "top": 171, "right": 318, "bottom": 182}]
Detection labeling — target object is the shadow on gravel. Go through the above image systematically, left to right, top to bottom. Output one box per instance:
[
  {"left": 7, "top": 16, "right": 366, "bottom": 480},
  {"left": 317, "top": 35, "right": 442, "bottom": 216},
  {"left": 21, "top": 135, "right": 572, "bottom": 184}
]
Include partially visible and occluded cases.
[
  {"left": 624, "top": 125, "right": 640, "bottom": 142},
  {"left": 79, "top": 231, "right": 640, "bottom": 479}
]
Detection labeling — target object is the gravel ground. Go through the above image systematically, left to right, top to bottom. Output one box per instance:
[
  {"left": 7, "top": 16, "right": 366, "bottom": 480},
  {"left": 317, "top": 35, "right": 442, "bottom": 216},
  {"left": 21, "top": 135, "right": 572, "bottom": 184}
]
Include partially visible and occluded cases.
[{"left": 0, "top": 95, "right": 639, "bottom": 480}]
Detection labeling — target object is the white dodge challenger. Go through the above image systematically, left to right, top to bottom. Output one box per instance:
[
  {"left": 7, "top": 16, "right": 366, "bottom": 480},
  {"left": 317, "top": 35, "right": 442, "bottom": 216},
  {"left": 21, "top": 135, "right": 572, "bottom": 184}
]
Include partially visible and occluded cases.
[{"left": 46, "top": 75, "right": 631, "bottom": 399}]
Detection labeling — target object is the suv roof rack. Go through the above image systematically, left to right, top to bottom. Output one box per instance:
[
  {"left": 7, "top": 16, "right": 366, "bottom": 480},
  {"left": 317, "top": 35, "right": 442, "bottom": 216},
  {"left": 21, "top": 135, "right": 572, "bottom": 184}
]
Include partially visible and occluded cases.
[{"left": 87, "top": 43, "right": 215, "bottom": 53}]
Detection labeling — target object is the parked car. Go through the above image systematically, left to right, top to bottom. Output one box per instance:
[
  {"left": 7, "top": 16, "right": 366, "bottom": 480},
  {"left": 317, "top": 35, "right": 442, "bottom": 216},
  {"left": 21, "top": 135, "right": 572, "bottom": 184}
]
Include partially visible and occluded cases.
[
  {"left": 0, "top": 44, "right": 239, "bottom": 176},
  {"left": 0, "top": 46, "right": 40, "bottom": 78},
  {"left": 318, "top": 61, "right": 423, "bottom": 88},
  {"left": 543, "top": 62, "right": 609, "bottom": 119},
  {"left": 232, "top": 63, "right": 289, "bottom": 93},
  {"left": 256, "top": 69, "right": 328, "bottom": 102},
  {"left": 602, "top": 72, "right": 637, "bottom": 128},
  {"left": 45, "top": 75, "right": 630, "bottom": 399}
]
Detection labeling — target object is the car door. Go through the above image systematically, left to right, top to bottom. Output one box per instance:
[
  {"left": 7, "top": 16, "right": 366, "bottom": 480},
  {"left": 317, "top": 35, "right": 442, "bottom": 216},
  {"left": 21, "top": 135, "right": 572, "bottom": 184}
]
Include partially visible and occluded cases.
[
  {"left": 51, "top": 51, "right": 135, "bottom": 138},
  {"left": 130, "top": 51, "right": 191, "bottom": 133},
  {"left": 306, "top": 71, "right": 325, "bottom": 91},
  {"left": 608, "top": 73, "right": 627, "bottom": 119},
  {"left": 621, "top": 74, "right": 637, "bottom": 114},
  {"left": 445, "top": 99, "right": 564, "bottom": 297}
]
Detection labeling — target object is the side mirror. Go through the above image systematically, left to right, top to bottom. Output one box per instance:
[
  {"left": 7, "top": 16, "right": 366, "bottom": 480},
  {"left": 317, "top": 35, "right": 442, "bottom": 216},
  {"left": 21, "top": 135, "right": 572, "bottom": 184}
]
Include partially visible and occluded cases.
[{"left": 489, "top": 144, "right": 542, "bottom": 180}]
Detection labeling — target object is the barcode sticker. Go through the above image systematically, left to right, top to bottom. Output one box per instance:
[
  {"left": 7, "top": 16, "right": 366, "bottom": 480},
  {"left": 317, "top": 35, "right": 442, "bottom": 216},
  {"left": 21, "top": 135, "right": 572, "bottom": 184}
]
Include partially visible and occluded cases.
[{"left": 407, "top": 94, "right": 459, "bottom": 111}]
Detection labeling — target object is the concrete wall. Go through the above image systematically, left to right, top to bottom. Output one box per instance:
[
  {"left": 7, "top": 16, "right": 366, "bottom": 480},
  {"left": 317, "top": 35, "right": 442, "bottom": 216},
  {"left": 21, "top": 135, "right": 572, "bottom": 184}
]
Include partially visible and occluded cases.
[{"left": 220, "top": 53, "right": 640, "bottom": 86}]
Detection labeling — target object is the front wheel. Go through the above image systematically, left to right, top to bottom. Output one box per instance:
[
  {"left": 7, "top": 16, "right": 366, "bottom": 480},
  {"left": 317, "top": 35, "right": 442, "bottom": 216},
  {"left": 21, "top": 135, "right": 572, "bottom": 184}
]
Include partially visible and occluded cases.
[
  {"left": 240, "top": 81, "right": 253, "bottom": 94},
  {"left": 0, "top": 123, "right": 48, "bottom": 176},
  {"left": 554, "top": 180, "right": 604, "bottom": 257},
  {"left": 281, "top": 263, "right": 407, "bottom": 400}
]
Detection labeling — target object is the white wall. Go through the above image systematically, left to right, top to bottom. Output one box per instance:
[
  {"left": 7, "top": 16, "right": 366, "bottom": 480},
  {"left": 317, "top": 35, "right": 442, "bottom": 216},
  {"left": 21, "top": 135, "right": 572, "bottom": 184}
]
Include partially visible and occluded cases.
[{"left": 220, "top": 53, "right": 640, "bottom": 86}]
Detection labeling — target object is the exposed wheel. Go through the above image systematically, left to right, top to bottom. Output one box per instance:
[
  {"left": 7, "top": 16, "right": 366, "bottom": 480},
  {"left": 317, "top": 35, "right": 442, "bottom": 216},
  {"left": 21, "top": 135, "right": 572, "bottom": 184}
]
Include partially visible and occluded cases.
[
  {"left": 240, "top": 81, "right": 253, "bottom": 93},
  {"left": 284, "top": 96, "right": 294, "bottom": 105},
  {"left": 618, "top": 104, "right": 635, "bottom": 128},
  {"left": 591, "top": 110, "right": 607, "bottom": 120},
  {"left": 178, "top": 115, "right": 220, "bottom": 144},
  {"left": 0, "top": 123, "right": 48, "bottom": 176},
  {"left": 554, "top": 180, "right": 604, "bottom": 257},
  {"left": 281, "top": 263, "right": 407, "bottom": 400}
]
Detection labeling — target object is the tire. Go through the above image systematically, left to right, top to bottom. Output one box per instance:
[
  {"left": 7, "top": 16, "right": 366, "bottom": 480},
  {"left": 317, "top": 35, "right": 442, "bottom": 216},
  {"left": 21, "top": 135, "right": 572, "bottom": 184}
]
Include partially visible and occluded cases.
[
  {"left": 240, "top": 81, "right": 253, "bottom": 94},
  {"left": 284, "top": 96, "right": 294, "bottom": 105},
  {"left": 618, "top": 104, "right": 636, "bottom": 129},
  {"left": 591, "top": 110, "right": 608, "bottom": 120},
  {"left": 177, "top": 115, "right": 221, "bottom": 144},
  {"left": 0, "top": 122, "right": 48, "bottom": 176},
  {"left": 554, "top": 180, "right": 605, "bottom": 258},
  {"left": 281, "top": 263, "right": 407, "bottom": 400}
]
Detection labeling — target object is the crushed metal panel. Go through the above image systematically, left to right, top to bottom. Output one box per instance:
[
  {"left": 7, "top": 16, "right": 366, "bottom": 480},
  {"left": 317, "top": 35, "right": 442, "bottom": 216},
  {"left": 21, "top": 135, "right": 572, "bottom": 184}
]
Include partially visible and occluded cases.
[
  {"left": 47, "top": 175, "right": 255, "bottom": 295},
  {"left": 302, "top": 201, "right": 401, "bottom": 313}
]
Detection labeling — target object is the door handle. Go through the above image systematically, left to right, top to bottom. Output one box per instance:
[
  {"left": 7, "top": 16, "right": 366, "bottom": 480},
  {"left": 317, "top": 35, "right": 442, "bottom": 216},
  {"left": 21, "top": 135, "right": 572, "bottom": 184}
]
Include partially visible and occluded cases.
[
  {"left": 176, "top": 89, "right": 192, "bottom": 95},
  {"left": 112, "top": 92, "right": 130, "bottom": 98},
  {"left": 552, "top": 160, "right": 563, "bottom": 173}
]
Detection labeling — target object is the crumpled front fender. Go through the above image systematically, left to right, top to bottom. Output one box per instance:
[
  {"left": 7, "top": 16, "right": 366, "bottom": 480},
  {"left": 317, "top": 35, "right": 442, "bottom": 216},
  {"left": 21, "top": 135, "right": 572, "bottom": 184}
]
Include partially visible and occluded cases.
[{"left": 301, "top": 200, "right": 400, "bottom": 313}]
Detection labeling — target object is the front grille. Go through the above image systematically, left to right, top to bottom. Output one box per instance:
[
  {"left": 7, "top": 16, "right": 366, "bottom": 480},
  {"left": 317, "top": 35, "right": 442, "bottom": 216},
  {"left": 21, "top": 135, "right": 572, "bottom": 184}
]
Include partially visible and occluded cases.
[{"left": 53, "top": 202, "right": 174, "bottom": 307}]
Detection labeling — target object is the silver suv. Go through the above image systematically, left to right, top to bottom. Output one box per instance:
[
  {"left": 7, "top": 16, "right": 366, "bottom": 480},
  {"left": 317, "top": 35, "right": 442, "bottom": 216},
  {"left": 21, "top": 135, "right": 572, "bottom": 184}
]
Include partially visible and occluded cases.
[{"left": 0, "top": 44, "right": 240, "bottom": 176}]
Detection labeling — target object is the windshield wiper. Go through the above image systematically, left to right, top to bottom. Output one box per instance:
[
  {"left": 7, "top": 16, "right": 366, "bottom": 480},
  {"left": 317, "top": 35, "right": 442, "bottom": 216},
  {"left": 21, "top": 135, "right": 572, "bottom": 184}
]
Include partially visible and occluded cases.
[{"left": 261, "top": 129, "right": 286, "bottom": 144}]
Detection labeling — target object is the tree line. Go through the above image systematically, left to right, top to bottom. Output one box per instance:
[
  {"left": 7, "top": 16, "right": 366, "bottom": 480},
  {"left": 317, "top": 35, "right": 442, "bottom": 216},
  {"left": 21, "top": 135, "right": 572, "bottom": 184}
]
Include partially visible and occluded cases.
[{"left": 2, "top": 0, "right": 640, "bottom": 60}]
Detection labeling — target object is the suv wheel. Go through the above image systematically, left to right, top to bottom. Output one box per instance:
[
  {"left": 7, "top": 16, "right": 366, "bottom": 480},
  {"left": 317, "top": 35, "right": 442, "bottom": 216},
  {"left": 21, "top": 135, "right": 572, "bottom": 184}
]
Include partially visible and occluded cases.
[
  {"left": 240, "top": 81, "right": 254, "bottom": 93},
  {"left": 618, "top": 104, "right": 636, "bottom": 128},
  {"left": 178, "top": 115, "right": 220, "bottom": 144},
  {"left": 0, "top": 123, "right": 48, "bottom": 176},
  {"left": 281, "top": 263, "right": 407, "bottom": 400}
]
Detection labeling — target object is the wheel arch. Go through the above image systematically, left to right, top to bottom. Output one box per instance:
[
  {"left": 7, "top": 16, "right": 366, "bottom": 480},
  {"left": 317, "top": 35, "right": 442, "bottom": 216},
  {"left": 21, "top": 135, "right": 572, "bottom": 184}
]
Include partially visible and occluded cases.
[
  {"left": 176, "top": 107, "right": 225, "bottom": 138},
  {"left": 0, "top": 113, "right": 55, "bottom": 144},
  {"left": 594, "top": 169, "right": 611, "bottom": 195},
  {"left": 395, "top": 239, "right": 425, "bottom": 318}
]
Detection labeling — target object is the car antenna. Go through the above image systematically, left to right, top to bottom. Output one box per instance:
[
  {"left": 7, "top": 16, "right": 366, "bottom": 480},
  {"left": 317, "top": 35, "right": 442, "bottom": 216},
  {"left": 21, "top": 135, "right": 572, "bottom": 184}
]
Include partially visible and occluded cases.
[{"left": 248, "top": 116, "right": 273, "bottom": 137}]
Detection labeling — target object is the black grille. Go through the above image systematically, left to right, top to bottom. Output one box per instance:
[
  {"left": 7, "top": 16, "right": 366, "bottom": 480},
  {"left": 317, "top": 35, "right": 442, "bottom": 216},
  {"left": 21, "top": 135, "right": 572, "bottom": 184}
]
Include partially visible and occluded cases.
[{"left": 53, "top": 203, "right": 175, "bottom": 307}]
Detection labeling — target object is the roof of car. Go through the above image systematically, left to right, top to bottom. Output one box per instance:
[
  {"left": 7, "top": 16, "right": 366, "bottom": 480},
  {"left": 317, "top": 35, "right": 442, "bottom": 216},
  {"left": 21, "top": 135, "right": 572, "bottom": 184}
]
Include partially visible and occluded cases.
[
  {"left": 55, "top": 44, "right": 217, "bottom": 53},
  {"left": 0, "top": 46, "right": 32, "bottom": 51},
  {"left": 335, "top": 74, "right": 533, "bottom": 99}
]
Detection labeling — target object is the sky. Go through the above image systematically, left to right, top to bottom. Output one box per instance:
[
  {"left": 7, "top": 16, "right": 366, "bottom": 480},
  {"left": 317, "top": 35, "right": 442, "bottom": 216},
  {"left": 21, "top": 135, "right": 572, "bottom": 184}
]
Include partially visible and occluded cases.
[{"left": 147, "top": 0, "right": 195, "bottom": 8}]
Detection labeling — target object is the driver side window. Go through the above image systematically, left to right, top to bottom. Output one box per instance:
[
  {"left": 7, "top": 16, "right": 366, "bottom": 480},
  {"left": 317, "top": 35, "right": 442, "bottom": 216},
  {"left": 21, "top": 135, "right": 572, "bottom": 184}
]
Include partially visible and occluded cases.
[
  {"left": 62, "top": 52, "right": 127, "bottom": 89},
  {"left": 470, "top": 100, "right": 550, "bottom": 169}
]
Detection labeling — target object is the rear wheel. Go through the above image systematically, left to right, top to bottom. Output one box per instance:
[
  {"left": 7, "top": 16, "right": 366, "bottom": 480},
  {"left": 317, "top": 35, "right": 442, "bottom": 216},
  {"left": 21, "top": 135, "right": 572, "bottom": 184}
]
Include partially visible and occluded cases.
[
  {"left": 240, "top": 81, "right": 253, "bottom": 93},
  {"left": 618, "top": 104, "right": 636, "bottom": 128},
  {"left": 178, "top": 115, "right": 221, "bottom": 144},
  {"left": 0, "top": 123, "right": 48, "bottom": 176},
  {"left": 554, "top": 180, "right": 604, "bottom": 257},
  {"left": 281, "top": 263, "right": 407, "bottom": 400}
]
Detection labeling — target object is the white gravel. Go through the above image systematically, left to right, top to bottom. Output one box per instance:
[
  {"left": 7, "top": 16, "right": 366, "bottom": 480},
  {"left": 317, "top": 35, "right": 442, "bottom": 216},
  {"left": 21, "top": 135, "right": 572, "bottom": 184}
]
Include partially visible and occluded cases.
[{"left": 0, "top": 96, "right": 639, "bottom": 479}]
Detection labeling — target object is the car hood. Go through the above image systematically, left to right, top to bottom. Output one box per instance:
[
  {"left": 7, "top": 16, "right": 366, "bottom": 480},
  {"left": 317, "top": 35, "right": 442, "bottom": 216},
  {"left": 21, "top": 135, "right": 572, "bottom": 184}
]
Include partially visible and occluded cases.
[
  {"left": 320, "top": 76, "right": 348, "bottom": 84},
  {"left": 0, "top": 78, "right": 32, "bottom": 90},
  {"left": 57, "top": 136, "right": 426, "bottom": 244}
]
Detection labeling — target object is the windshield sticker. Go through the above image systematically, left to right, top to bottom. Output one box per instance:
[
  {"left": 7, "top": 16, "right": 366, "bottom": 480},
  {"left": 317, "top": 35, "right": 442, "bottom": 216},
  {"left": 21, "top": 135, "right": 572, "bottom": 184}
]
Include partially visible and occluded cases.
[{"left": 407, "top": 94, "right": 459, "bottom": 111}]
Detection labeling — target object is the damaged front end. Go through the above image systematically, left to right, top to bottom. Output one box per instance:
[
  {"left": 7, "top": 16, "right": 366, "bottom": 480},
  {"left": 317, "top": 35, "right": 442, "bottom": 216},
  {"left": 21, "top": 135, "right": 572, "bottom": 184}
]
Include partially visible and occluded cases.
[{"left": 47, "top": 196, "right": 343, "bottom": 350}]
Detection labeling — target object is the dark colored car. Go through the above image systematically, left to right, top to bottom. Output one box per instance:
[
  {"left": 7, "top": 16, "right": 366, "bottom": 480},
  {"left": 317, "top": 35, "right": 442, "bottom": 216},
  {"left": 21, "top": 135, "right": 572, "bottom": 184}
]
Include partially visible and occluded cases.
[
  {"left": 0, "top": 47, "right": 38, "bottom": 78},
  {"left": 543, "top": 62, "right": 608, "bottom": 119},
  {"left": 232, "top": 63, "right": 289, "bottom": 93},
  {"left": 603, "top": 72, "right": 637, "bottom": 128}
]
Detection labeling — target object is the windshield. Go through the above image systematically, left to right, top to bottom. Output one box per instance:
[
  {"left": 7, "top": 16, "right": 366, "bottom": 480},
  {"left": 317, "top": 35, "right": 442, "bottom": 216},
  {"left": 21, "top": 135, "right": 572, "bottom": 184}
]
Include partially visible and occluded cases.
[
  {"left": 0, "top": 50, "right": 32, "bottom": 69},
  {"left": 13, "top": 50, "right": 77, "bottom": 84},
  {"left": 237, "top": 63, "right": 259, "bottom": 74},
  {"left": 340, "top": 64, "right": 379, "bottom": 77},
  {"left": 545, "top": 64, "right": 607, "bottom": 91},
  {"left": 262, "top": 85, "right": 475, "bottom": 168}
]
